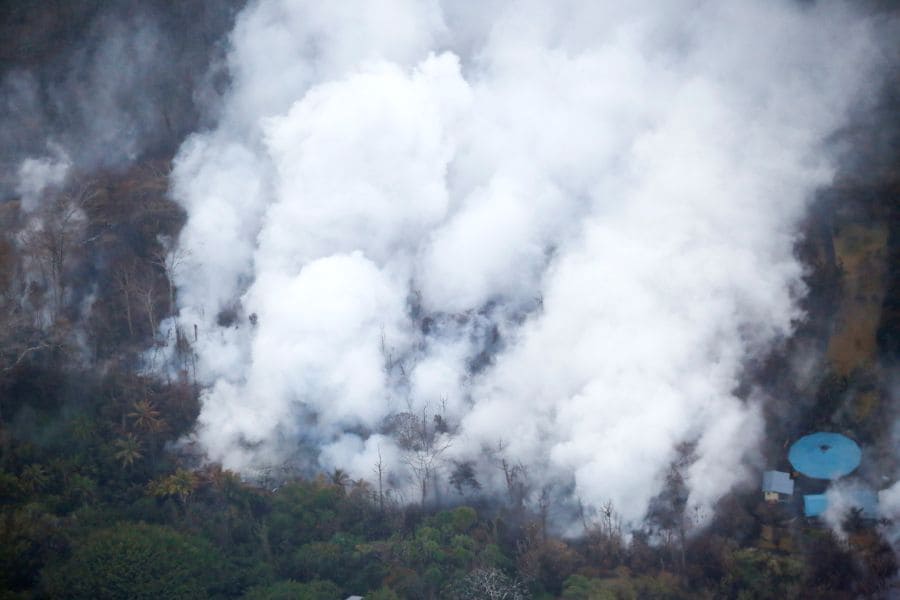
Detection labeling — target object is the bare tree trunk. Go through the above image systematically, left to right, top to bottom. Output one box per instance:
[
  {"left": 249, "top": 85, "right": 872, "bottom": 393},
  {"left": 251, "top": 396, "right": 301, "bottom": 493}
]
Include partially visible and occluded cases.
[
  {"left": 116, "top": 266, "right": 135, "bottom": 337},
  {"left": 143, "top": 286, "right": 156, "bottom": 338},
  {"left": 124, "top": 300, "right": 134, "bottom": 336},
  {"left": 374, "top": 445, "right": 385, "bottom": 512},
  {"left": 539, "top": 486, "right": 551, "bottom": 541}
]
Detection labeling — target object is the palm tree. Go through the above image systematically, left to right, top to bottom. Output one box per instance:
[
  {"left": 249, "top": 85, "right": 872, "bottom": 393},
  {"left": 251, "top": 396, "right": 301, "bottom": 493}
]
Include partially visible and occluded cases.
[
  {"left": 128, "top": 399, "right": 165, "bottom": 433},
  {"left": 69, "top": 415, "right": 95, "bottom": 444},
  {"left": 113, "top": 434, "right": 144, "bottom": 468},
  {"left": 20, "top": 464, "right": 49, "bottom": 492},
  {"left": 330, "top": 468, "right": 350, "bottom": 489},
  {"left": 148, "top": 469, "right": 198, "bottom": 506},
  {"left": 169, "top": 469, "right": 198, "bottom": 505},
  {"left": 67, "top": 473, "right": 98, "bottom": 506}
]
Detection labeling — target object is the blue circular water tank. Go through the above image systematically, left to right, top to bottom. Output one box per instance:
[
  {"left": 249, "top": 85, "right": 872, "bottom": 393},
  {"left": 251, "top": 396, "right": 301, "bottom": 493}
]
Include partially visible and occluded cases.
[{"left": 788, "top": 432, "right": 861, "bottom": 479}]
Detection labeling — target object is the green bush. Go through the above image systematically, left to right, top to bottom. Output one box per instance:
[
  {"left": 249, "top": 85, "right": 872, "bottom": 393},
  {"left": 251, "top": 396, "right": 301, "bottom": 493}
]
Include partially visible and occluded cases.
[
  {"left": 41, "top": 522, "right": 227, "bottom": 599},
  {"left": 723, "top": 548, "right": 804, "bottom": 600}
]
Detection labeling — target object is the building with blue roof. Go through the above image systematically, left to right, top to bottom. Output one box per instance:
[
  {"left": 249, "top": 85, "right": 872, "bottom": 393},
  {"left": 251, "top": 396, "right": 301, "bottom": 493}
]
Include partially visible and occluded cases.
[
  {"left": 788, "top": 432, "right": 861, "bottom": 480},
  {"left": 762, "top": 470, "right": 794, "bottom": 502},
  {"left": 803, "top": 489, "right": 879, "bottom": 519},
  {"left": 802, "top": 494, "right": 829, "bottom": 517}
]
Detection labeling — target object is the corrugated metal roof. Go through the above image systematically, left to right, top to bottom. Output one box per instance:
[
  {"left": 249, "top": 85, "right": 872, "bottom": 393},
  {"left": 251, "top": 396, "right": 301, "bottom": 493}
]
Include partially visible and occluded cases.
[
  {"left": 762, "top": 470, "right": 794, "bottom": 495},
  {"left": 803, "top": 490, "right": 879, "bottom": 518},
  {"left": 852, "top": 491, "right": 879, "bottom": 519},
  {"left": 803, "top": 494, "right": 829, "bottom": 517}
]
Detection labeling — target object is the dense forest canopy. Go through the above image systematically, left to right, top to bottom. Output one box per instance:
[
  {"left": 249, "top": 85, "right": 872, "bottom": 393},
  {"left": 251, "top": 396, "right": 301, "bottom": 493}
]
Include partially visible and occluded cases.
[{"left": 0, "top": 1, "right": 898, "bottom": 598}]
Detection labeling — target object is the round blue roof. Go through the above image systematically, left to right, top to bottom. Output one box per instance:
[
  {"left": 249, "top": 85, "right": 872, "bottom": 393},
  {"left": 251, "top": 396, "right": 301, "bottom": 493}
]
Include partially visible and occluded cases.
[{"left": 788, "top": 432, "right": 861, "bottom": 480}]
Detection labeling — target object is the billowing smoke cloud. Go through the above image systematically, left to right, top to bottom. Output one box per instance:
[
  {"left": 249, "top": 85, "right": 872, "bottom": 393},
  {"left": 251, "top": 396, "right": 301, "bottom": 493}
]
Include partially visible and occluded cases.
[{"left": 167, "top": 0, "right": 889, "bottom": 525}]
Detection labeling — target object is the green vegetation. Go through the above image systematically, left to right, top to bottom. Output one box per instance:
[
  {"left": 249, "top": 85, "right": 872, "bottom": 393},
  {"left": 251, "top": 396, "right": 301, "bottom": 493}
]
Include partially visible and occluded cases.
[
  {"left": 0, "top": 447, "right": 894, "bottom": 599},
  {"left": 41, "top": 523, "right": 227, "bottom": 600}
]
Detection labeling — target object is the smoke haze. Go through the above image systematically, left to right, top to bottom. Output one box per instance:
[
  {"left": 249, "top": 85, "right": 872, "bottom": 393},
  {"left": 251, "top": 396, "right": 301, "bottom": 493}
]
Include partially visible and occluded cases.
[
  {"left": 0, "top": 0, "right": 240, "bottom": 200},
  {"left": 165, "top": 0, "right": 892, "bottom": 526}
]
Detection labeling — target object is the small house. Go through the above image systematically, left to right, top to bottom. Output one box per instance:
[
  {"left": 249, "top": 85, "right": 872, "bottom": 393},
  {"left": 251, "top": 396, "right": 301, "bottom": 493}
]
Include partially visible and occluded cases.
[
  {"left": 762, "top": 470, "right": 794, "bottom": 502},
  {"left": 803, "top": 490, "right": 878, "bottom": 519},
  {"left": 803, "top": 494, "right": 829, "bottom": 517}
]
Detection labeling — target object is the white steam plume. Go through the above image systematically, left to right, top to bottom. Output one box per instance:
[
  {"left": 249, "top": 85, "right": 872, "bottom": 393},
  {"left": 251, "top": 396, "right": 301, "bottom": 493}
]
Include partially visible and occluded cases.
[
  {"left": 167, "top": 0, "right": 887, "bottom": 526},
  {"left": 15, "top": 144, "right": 70, "bottom": 212}
]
